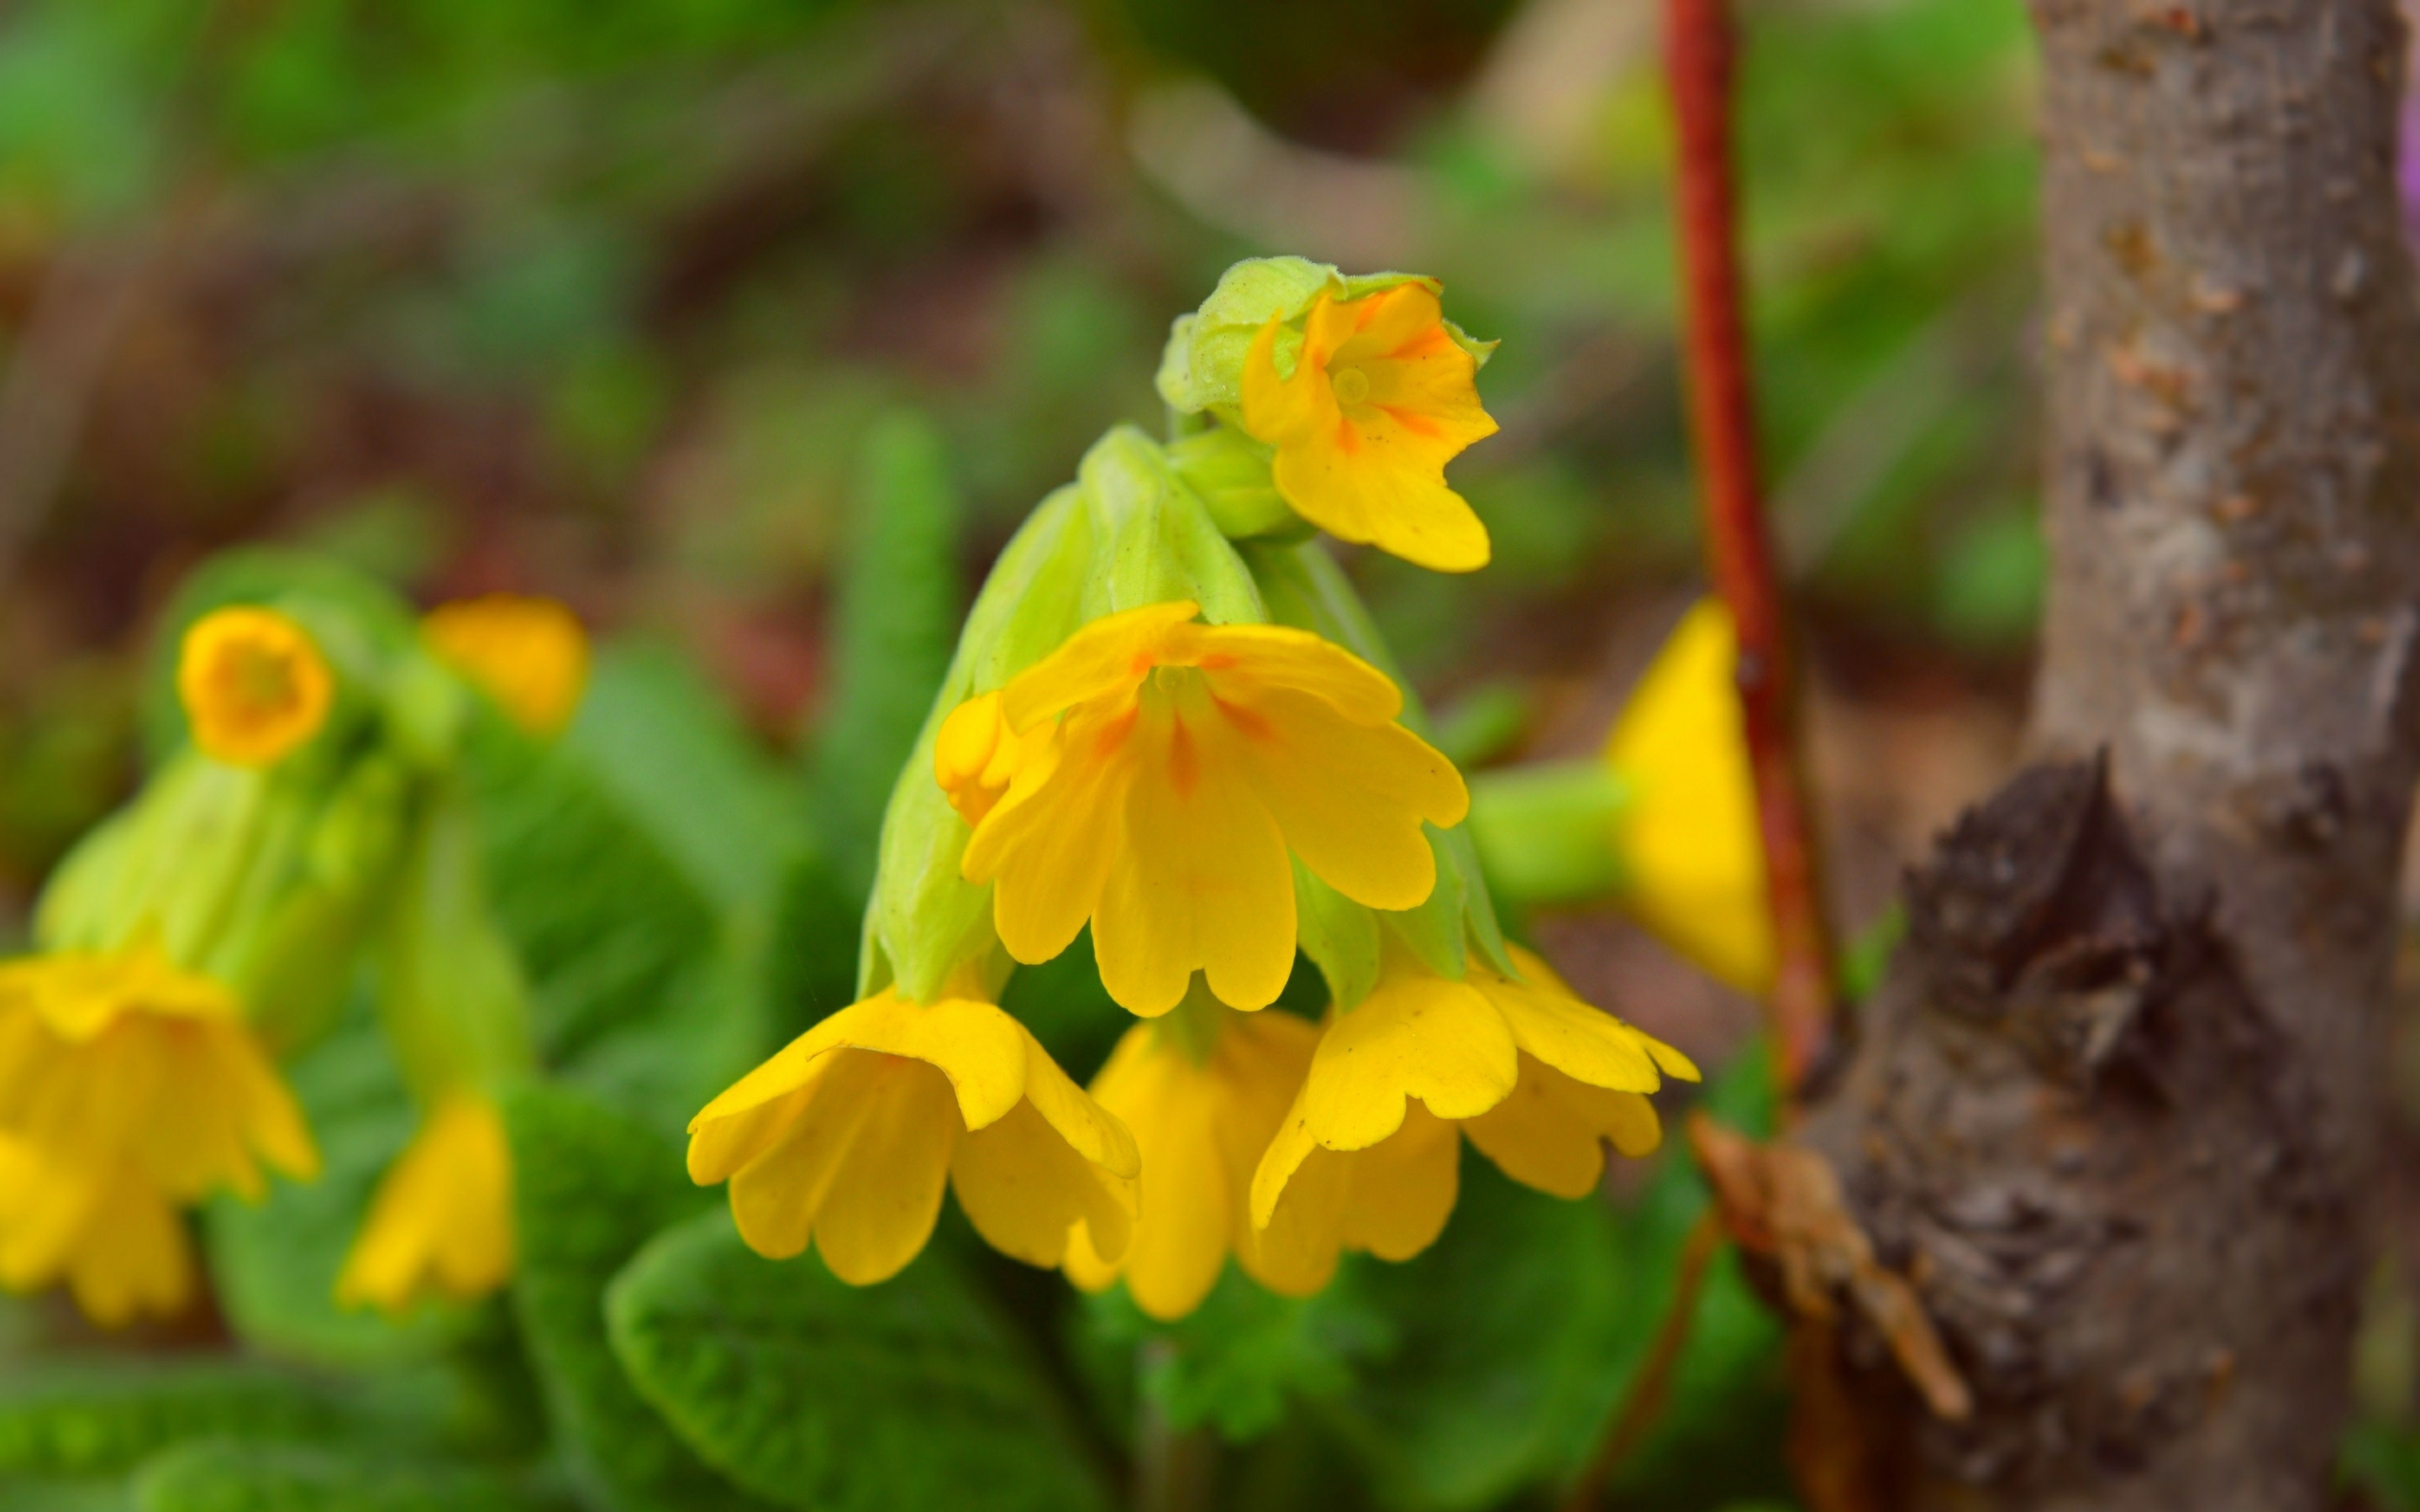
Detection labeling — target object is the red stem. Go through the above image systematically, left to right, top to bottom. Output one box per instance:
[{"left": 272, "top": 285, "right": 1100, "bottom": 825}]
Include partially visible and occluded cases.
[{"left": 1665, "top": 0, "right": 1835, "bottom": 1094}]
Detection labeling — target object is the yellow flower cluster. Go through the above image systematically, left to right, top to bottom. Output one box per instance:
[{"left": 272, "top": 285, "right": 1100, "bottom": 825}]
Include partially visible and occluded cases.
[
  {"left": 691, "top": 260, "right": 1698, "bottom": 1320},
  {"left": 0, "top": 591, "right": 584, "bottom": 1326}
]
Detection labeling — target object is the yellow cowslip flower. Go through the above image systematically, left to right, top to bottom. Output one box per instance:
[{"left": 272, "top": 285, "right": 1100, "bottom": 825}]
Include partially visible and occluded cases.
[
  {"left": 1240, "top": 284, "right": 1499, "bottom": 574},
  {"left": 422, "top": 594, "right": 590, "bottom": 736},
  {"left": 944, "top": 600, "right": 1468, "bottom": 1017},
  {"left": 1604, "top": 601, "right": 1774, "bottom": 997},
  {"left": 177, "top": 606, "right": 335, "bottom": 768},
  {"left": 933, "top": 690, "right": 1034, "bottom": 830},
  {"left": 1250, "top": 946, "right": 1694, "bottom": 1279},
  {"left": 0, "top": 948, "right": 318, "bottom": 1204},
  {"left": 689, "top": 984, "right": 1139, "bottom": 1286},
  {"left": 1062, "top": 1000, "right": 1325, "bottom": 1320},
  {"left": 336, "top": 1093, "right": 513, "bottom": 1313},
  {"left": 0, "top": 1137, "right": 193, "bottom": 1327}
]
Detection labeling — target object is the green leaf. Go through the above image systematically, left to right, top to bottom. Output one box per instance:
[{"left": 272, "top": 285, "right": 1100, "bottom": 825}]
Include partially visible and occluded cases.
[
  {"left": 806, "top": 408, "right": 964, "bottom": 900},
  {"left": 564, "top": 642, "right": 806, "bottom": 929},
  {"left": 468, "top": 714, "right": 763, "bottom": 1127},
  {"left": 502, "top": 1084, "right": 763, "bottom": 1512},
  {"left": 606, "top": 1211, "right": 1113, "bottom": 1512},
  {"left": 0, "top": 1362, "right": 354, "bottom": 1478},
  {"left": 132, "top": 1441, "right": 557, "bottom": 1512},
  {"left": 0, "top": 1480, "right": 133, "bottom": 1512}
]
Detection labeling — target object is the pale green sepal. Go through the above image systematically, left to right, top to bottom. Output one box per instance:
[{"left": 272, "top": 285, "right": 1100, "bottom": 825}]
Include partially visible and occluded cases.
[
  {"left": 1156, "top": 256, "right": 1340, "bottom": 415},
  {"left": 1076, "top": 426, "right": 1265, "bottom": 627},
  {"left": 1167, "top": 427, "right": 1313, "bottom": 543},
  {"left": 864, "top": 489, "right": 1095, "bottom": 1003},
  {"left": 376, "top": 782, "right": 536, "bottom": 1105},
  {"left": 1435, "top": 821, "right": 1518, "bottom": 980},
  {"left": 1386, "top": 824, "right": 1470, "bottom": 981},
  {"left": 1292, "top": 859, "right": 1380, "bottom": 1011}
]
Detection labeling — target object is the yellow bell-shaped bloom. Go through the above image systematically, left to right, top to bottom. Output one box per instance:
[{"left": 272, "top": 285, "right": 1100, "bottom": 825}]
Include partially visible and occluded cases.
[
  {"left": 1240, "top": 284, "right": 1498, "bottom": 574},
  {"left": 422, "top": 595, "right": 590, "bottom": 736},
  {"left": 946, "top": 601, "right": 1467, "bottom": 1017},
  {"left": 1603, "top": 601, "right": 1774, "bottom": 998},
  {"left": 176, "top": 606, "right": 335, "bottom": 768},
  {"left": 1250, "top": 946, "right": 1692, "bottom": 1279},
  {"left": 0, "top": 948, "right": 318, "bottom": 1204},
  {"left": 690, "top": 986, "right": 1139, "bottom": 1286},
  {"left": 1063, "top": 999, "right": 1324, "bottom": 1320},
  {"left": 337, "top": 1093, "right": 514, "bottom": 1313},
  {"left": 0, "top": 1137, "right": 194, "bottom": 1327}
]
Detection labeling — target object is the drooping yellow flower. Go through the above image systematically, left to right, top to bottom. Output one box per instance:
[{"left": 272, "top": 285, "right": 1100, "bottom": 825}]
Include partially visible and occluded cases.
[
  {"left": 1240, "top": 284, "right": 1498, "bottom": 574},
  {"left": 422, "top": 594, "right": 591, "bottom": 736},
  {"left": 945, "top": 601, "right": 1468, "bottom": 1016},
  {"left": 1604, "top": 601, "right": 1774, "bottom": 997},
  {"left": 177, "top": 606, "right": 335, "bottom": 768},
  {"left": 934, "top": 690, "right": 1035, "bottom": 830},
  {"left": 1251, "top": 946, "right": 1694, "bottom": 1277},
  {"left": 0, "top": 948, "right": 319, "bottom": 1203},
  {"left": 690, "top": 985, "right": 1139, "bottom": 1286},
  {"left": 1062, "top": 999, "right": 1324, "bottom": 1320},
  {"left": 336, "top": 1093, "right": 513, "bottom": 1313},
  {"left": 0, "top": 1137, "right": 193, "bottom": 1327}
]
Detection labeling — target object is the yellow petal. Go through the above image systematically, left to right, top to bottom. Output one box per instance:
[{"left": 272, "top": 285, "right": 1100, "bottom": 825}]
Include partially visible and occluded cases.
[
  {"left": 1269, "top": 417, "right": 1491, "bottom": 574},
  {"left": 422, "top": 595, "right": 590, "bottom": 736},
  {"left": 997, "top": 601, "right": 1201, "bottom": 732},
  {"left": 1603, "top": 601, "right": 1775, "bottom": 997},
  {"left": 176, "top": 606, "right": 335, "bottom": 767},
  {"left": 1190, "top": 622, "right": 1404, "bottom": 726},
  {"left": 1229, "top": 688, "right": 1464, "bottom": 911},
  {"left": 1092, "top": 697, "right": 1297, "bottom": 1016},
  {"left": 965, "top": 716, "right": 1132, "bottom": 970},
  {"left": 697, "top": 992, "right": 1030, "bottom": 1143},
  {"left": 1013, "top": 1025, "right": 1141, "bottom": 1179},
  {"left": 728, "top": 1051, "right": 951, "bottom": 1268},
  {"left": 1461, "top": 1055, "right": 1612, "bottom": 1199},
  {"left": 798, "top": 1058, "right": 961, "bottom": 1285},
  {"left": 336, "top": 1095, "right": 513, "bottom": 1312},
  {"left": 952, "top": 1098, "right": 1136, "bottom": 1272},
  {"left": 1333, "top": 1103, "right": 1460, "bottom": 1261},
  {"left": 69, "top": 1161, "right": 194, "bottom": 1326}
]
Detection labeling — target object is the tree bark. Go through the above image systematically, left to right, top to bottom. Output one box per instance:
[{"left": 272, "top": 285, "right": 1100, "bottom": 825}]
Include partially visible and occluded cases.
[{"left": 1792, "top": 3, "right": 2420, "bottom": 1508}]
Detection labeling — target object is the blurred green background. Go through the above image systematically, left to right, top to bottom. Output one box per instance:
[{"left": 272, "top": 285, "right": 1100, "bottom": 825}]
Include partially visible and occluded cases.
[
  {"left": 0, "top": 0, "right": 2043, "bottom": 927},
  {"left": 0, "top": 3, "right": 2075, "bottom": 1510}
]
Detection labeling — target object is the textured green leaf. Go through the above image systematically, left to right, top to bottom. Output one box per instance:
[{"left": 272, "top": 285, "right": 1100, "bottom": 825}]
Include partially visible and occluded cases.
[
  {"left": 807, "top": 408, "right": 963, "bottom": 900},
  {"left": 564, "top": 643, "right": 806, "bottom": 927},
  {"left": 760, "top": 851, "right": 861, "bottom": 1046},
  {"left": 502, "top": 1084, "right": 763, "bottom": 1512},
  {"left": 606, "top": 1211, "right": 1113, "bottom": 1512},
  {"left": 0, "top": 1362, "right": 352, "bottom": 1478},
  {"left": 132, "top": 1441, "right": 557, "bottom": 1512}
]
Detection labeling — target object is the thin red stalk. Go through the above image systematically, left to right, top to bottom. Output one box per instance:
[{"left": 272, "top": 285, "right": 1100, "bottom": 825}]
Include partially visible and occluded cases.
[{"left": 1665, "top": 0, "right": 1835, "bottom": 1095}]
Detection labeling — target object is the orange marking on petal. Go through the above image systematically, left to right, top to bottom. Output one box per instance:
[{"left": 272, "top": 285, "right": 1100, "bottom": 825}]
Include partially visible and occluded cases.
[
  {"left": 1388, "top": 328, "right": 1455, "bottom": 360},
  {"left": 1382, "top": 406, "right": 1443, "bottom": 439},
  {"left": 1335, "top": 418, "right": 1360, "bottom": 455},
  {"left": 1215, "top": 696, "right": 1276, "bottom": 743},
  {"left": 1093, "top": 706, "right": 1139, "bottom": 759},
  {"left": 1167, "top": 716, "right": 1200, "bottom": 798}
]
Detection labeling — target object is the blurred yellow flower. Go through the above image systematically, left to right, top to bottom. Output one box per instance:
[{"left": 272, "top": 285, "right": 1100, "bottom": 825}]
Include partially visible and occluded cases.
[
  {"left": 1240, "top": 284, "right": 1498, "bottom": 573},
  {"left": 423, "top": 594, "right": 590, "bottom": 736},
  {"left": 951, "top": 601, "right": 1467, "bottom": 1017},
  {"left": 1603, "top": 601, "right": 1774, "bottom": 997},
  {"left": 177, "top": 606, "right": 334, "bottom": 768},
  {"left": 1251, "top": 946, "right": 1693, "bottom": 1279},
  {"left": 0, "top": 947, "right": 318, "bottom": 1204},
  {"left": 689, "top": 984, "right": 1139, "bottom": 1285},
  {"left": 1062, "top": 1000, "right": 1324, "bottom": 1320},
  {"left": 337, "top": 1093, "right": 514, "bottom": 1313},
  {"left": 0, "top": 1138, "right": 193, "bottom": 1327}
]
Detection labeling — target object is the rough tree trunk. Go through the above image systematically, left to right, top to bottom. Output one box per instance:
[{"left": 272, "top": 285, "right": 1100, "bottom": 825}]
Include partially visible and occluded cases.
[{"left": 1793, "top": 3, "right": 2420, "bottom": 1508}]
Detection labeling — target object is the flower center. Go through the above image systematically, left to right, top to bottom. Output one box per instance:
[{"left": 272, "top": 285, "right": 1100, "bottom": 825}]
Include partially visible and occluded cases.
[{"left": 1329, "top": 364, "right": 1370, "bottom": 407}]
